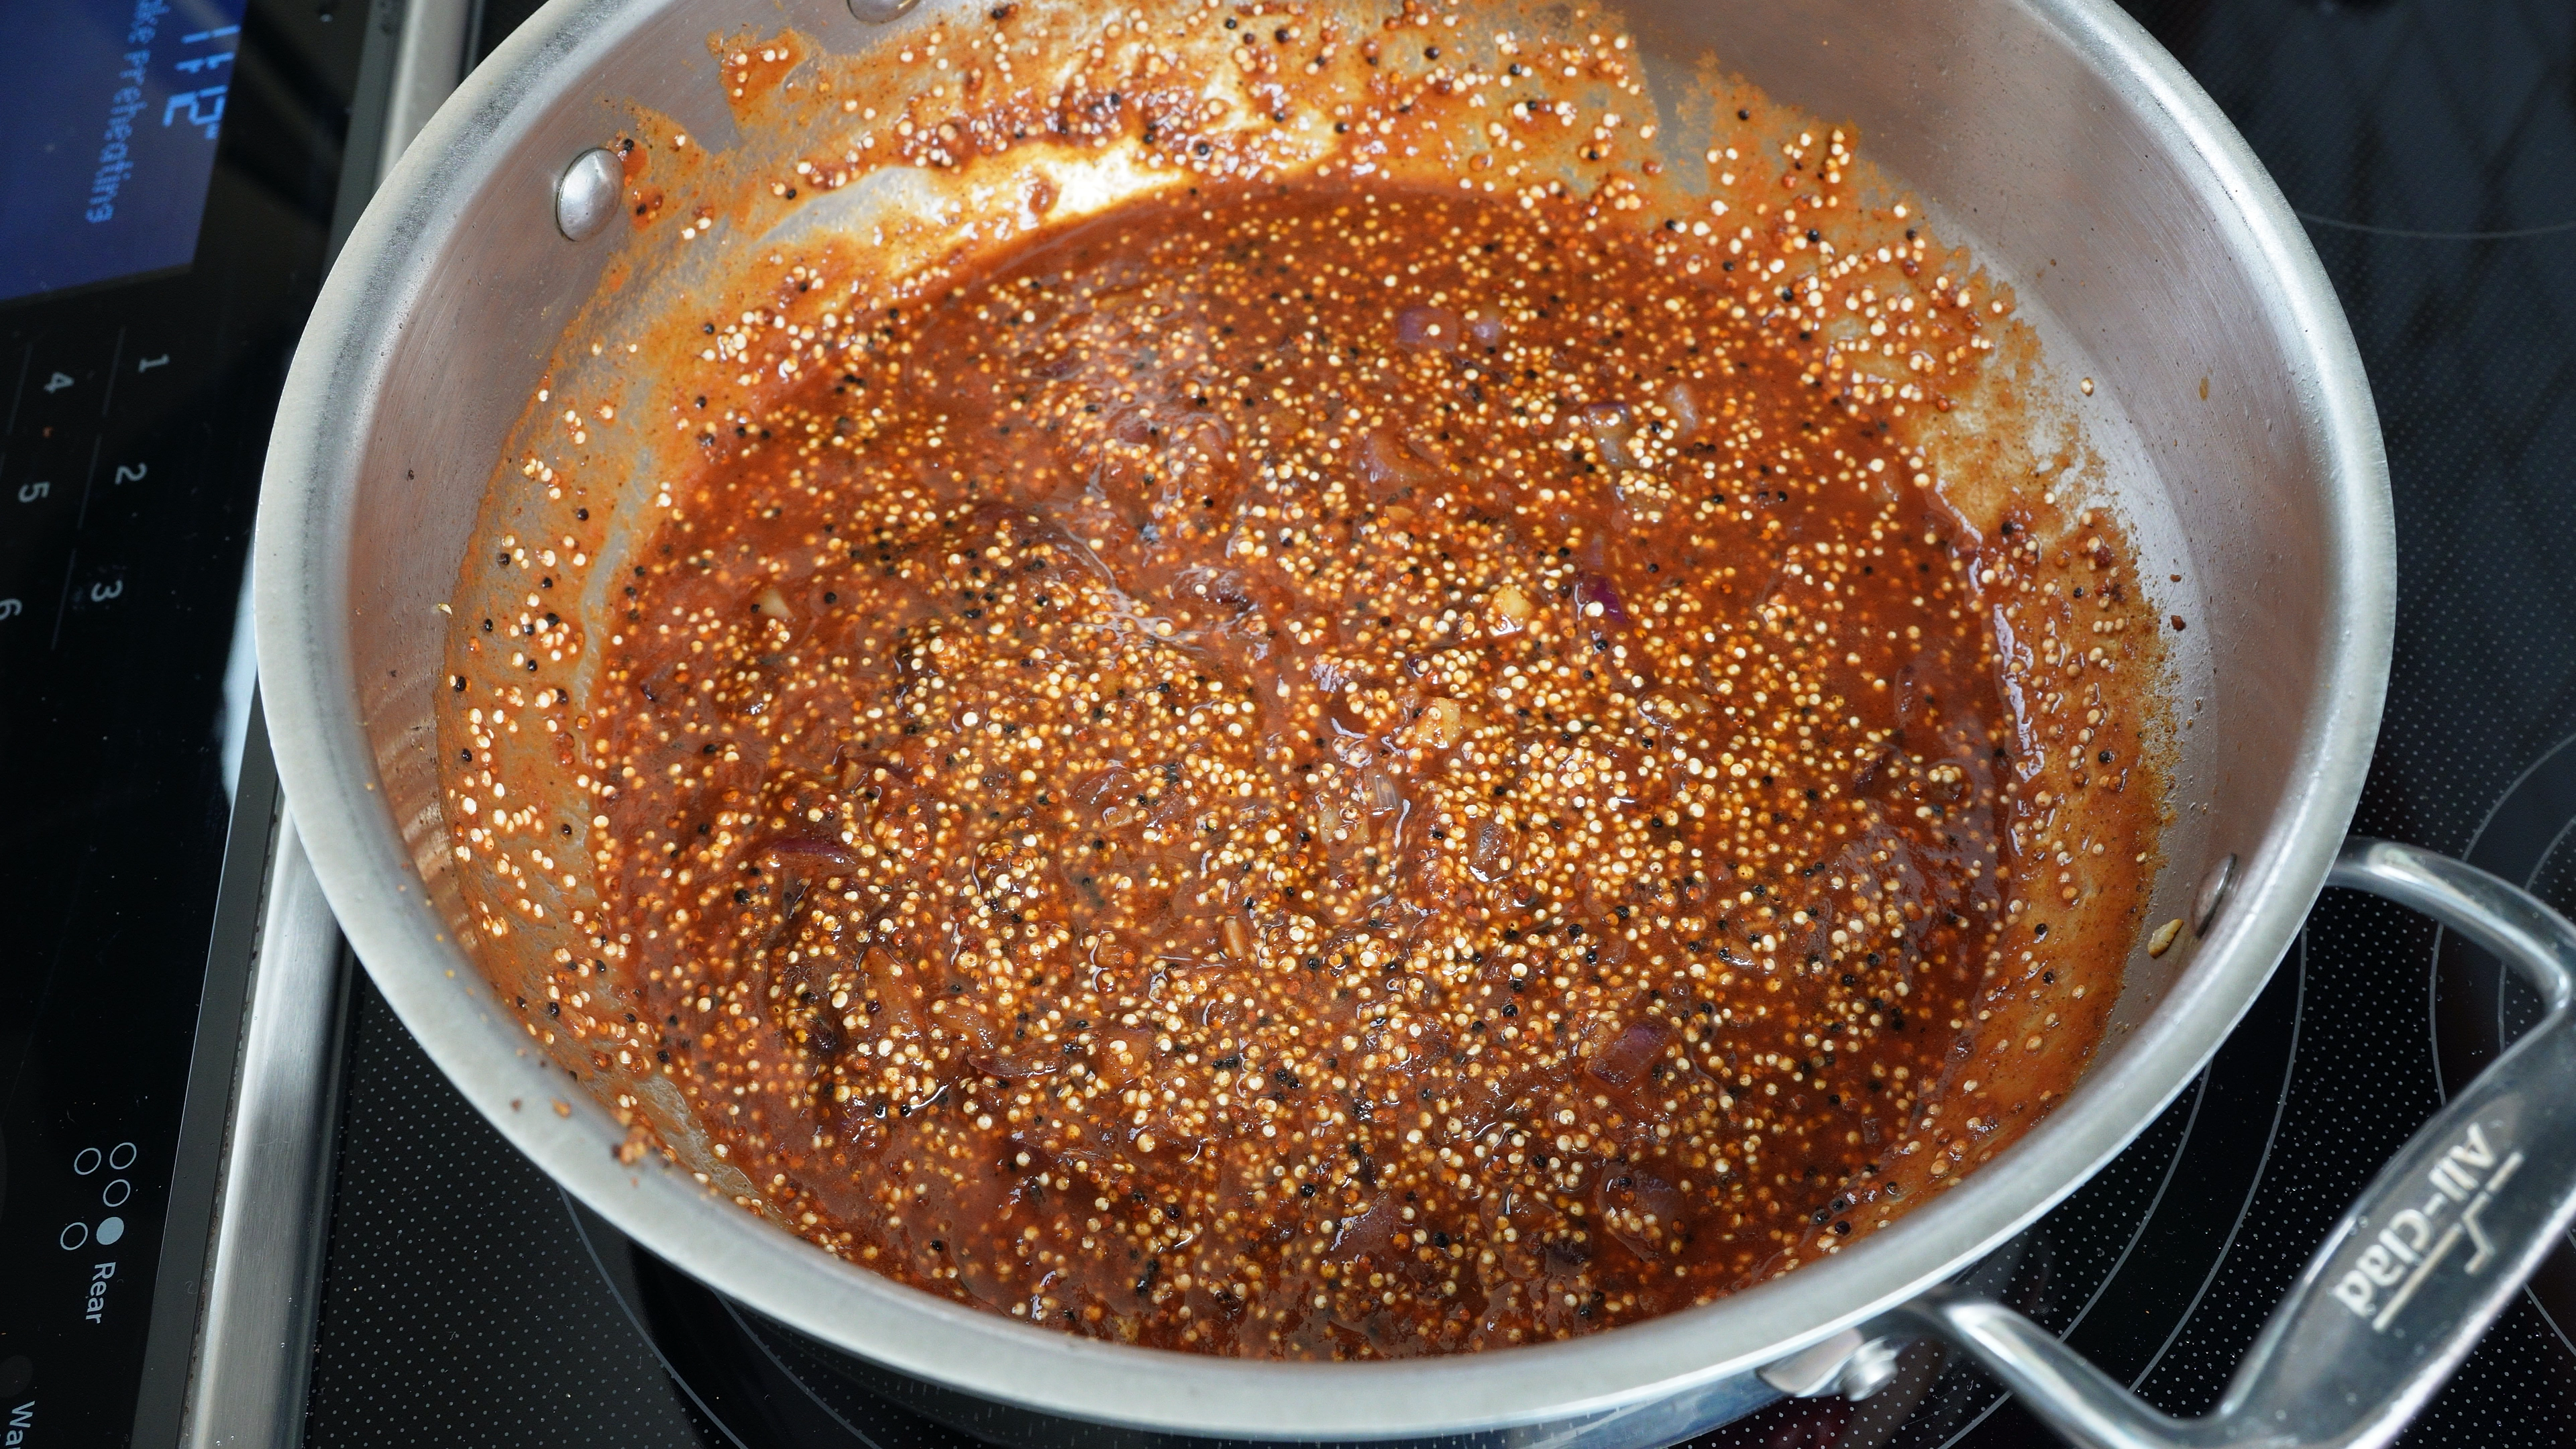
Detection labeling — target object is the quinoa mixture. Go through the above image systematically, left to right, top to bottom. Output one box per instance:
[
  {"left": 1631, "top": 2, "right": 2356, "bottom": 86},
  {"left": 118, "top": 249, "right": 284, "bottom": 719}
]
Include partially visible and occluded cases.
[
  {"left": 437, "top": 0, "right": 2170, "bottom": 1363},
  {"left": 502, "top": 177, "right": 2163, "bottom": 1356}
]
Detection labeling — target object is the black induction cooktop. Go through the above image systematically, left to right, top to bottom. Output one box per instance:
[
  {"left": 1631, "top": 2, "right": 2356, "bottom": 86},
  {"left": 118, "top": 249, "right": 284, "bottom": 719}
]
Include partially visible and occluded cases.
[
  {"left": 0, "top": 0, "right": 377, "bottom": 1441},
  {"left": 15, "top": 0, "right": 2576, "bottom": 1444},
  {"left": 282, "top": 2, "right": 2576, "bottom": 1446},
  {"left": 291, "top": 2, "right": 2576, "bottom": 1446}
]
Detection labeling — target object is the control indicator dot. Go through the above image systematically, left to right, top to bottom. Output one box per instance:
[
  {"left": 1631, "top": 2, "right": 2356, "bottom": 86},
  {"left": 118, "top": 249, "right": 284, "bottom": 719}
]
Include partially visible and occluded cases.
[
  {"left": 109, "top": 1142, "right": 137, "bottom": 1170},
  {"left": 72, "top": 1148, "right": 101, "bottom": 1176},
  {"left": 103, "top": 1178, "right": 130, "bottom": 1208},
  {"left": 97, "top": 1216, "right": 125, "bottom": 1246},
  {"left": 58, "top": 1222, "right": 88, "bottom": 1250}
]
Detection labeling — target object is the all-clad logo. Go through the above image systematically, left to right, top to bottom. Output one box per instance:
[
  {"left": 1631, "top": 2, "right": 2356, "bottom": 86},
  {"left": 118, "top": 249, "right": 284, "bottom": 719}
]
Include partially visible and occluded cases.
[{"left": 2332, "top": 1123, "right": 2526, "bottom": 1330}]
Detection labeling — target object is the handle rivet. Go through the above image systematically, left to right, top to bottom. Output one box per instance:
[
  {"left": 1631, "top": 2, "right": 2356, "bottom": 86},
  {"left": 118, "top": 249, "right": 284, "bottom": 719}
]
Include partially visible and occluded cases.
[
  {"left": 555, "top": 148, "right": 623, "bottom": 241},
  {"left": 2194, "top": 853, "right": 2238, "bottom": 937}
]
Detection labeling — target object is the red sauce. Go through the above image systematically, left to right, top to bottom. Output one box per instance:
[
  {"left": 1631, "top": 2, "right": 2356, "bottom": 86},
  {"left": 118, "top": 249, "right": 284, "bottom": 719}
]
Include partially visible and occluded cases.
[
  {"left": 437, "top": 8, "right": 2171, "bottom": 1362},
  {"left": 535, "top": 179, "right": 2159, "bottom": 1355}
]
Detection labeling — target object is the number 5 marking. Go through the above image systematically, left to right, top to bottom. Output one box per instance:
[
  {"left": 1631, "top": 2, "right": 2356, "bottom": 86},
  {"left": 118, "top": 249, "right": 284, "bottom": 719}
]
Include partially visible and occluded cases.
[
  {"left": 17, "top": 480, "right": 49, "bottom": 503},
  {"left": 0, "top": 598, "right": 21, "bottom": 620}
]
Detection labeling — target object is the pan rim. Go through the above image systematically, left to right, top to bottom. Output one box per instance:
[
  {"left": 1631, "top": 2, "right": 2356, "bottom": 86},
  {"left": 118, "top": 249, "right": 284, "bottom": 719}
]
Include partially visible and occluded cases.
[{"left": 251, "top": 0, "right": 2393, "bottom": 1436}]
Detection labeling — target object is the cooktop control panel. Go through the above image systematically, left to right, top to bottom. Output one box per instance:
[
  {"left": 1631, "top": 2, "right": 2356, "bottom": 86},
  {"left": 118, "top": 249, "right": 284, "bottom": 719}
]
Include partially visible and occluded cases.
[
  {"left": 0, "top": 0, "right": 374, "bottom": 1442},
  {"left": 3, "top": 323, "right": 213, "bottom": 645}
]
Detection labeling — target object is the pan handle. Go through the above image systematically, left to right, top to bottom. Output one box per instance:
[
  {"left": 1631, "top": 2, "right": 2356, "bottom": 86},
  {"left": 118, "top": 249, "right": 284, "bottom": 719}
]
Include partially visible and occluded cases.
[{"left": 1885, "top": 837, "right": 2576, "bottom": 1449}]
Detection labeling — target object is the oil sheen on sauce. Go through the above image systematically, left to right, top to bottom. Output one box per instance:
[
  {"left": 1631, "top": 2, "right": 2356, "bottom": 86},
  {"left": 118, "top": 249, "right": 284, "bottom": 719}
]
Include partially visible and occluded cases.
[{"left": 531, "top": 175, "right": 2165, "bottom": 1358}]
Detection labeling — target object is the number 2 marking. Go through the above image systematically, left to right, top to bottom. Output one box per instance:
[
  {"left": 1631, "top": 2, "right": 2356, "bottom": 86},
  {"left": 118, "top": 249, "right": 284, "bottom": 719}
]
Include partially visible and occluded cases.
[{"left": 113, "top": 463, "right": 147, "bottom": 485}]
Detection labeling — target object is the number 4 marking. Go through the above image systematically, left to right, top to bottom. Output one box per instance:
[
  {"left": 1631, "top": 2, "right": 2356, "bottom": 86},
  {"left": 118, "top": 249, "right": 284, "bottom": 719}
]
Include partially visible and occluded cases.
[{"left": 43, "top": 371, "right": 74, "bottom": 394}]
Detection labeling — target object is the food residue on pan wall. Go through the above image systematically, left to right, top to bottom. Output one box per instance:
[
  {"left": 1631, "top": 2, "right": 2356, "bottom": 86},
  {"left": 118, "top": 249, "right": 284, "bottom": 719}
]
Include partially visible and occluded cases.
[{"left": 433, "top": 0, "right": 2169, "bottom": 1358}]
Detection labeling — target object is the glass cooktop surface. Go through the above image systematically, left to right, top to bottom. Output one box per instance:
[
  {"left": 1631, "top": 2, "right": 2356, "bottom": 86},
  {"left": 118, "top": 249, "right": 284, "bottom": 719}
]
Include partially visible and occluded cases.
[
  {"left": 0, "top": 0, "right": 368, "bottom": 1440},
  {"left": 293, "top": 1, "right": 2576, "bottom": 1445}
]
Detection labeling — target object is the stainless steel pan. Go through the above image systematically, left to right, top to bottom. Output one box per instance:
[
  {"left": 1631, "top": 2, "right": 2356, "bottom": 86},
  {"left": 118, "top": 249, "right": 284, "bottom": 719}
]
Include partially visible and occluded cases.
[{"left": 251, "top": 1, "right": 2576, "bottom": 1444}]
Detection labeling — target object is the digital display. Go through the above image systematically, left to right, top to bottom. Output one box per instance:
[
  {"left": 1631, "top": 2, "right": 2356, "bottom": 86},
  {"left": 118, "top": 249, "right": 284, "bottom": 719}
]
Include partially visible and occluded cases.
[{"left": 0, "top": 0, "right": 250, "bottom": 305}]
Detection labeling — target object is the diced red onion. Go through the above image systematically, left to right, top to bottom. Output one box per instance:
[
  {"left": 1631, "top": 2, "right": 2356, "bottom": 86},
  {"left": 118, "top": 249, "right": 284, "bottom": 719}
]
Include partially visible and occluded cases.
[
  {"left": 1394, "top": 305, "right": 1464, "bottom": 351},
  {"left": 1573, "top": 572, "right": 1629, "bottom": 625}
]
